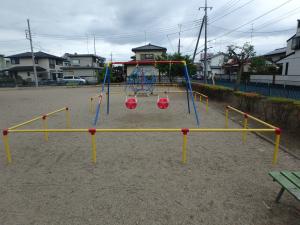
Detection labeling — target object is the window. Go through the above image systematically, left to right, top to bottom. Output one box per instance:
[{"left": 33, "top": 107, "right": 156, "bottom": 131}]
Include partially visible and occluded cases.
[
  {"left": 291, "top": 36, "right": 300, "bottom": 50},
  {"left": 141, "top": 54, "right": 154, "bottom": 60},
  {"left": 11, "top": 58, "right": 19, "bottom": 64},
  {"left": 34, "top": 58, "right": 38, "bottom": 64},
  {"left": 49, "top": 58, "right": 56, "bottom": 69},
  {"left": 72, "top": 59, "right": 80, "bottom": 65},
  {"left": 56, "top": 60, "right": 63, "bottom": 66},
  {"left": 285, "top": 62, "right": 289, "bottom": 75},
  {"left": 27, "top": 72, "right": 30, "bottom": 77}
]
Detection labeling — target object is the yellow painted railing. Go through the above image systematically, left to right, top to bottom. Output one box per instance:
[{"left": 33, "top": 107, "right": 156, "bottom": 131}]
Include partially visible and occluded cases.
[
  {"left": 225, "top": 105, "right": 280, "bottom": 165},
  {"left": 2, "top": 107, "right": 71, "bottom": 163},
  {"left": 3, "top": 127, "right": 278, "bottom": 165}
]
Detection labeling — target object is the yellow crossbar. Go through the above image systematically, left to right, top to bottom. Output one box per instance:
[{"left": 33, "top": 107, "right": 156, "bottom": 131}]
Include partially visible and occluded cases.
[
  {"left": 227, "top": 106, "right": 277, "bottom": 129},
  {"left": 8, "top": 107, "right": 67, "bottom": 130},
  {"left": 8, "top": 128, "right": 275, "bottom": 133}
]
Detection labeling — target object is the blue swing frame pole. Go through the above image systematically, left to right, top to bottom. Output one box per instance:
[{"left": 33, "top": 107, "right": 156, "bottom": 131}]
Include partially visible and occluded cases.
[
  {"left": 183, "top": 62, "right": 200, "bottom": 127},
  {"left": 93, "top": 63, "right": 110, "bottom": 126},
  {"left": 107, "top": 64, "right": 111, "bottom": 115}
]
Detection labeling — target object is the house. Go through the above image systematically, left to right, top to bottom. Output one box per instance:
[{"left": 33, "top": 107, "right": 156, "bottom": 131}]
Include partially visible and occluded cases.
[
  {"left": 277, "top": 20, "right": 300, "bottom": 77},
  {"left": 126, "top": 43, "right": 167, "bottom": 77},
  {"left": 263, "top": 47, "right": 286, "bottom": 63},
  {"left": 5, "top": 51, "right": 64, "bottom": 82},
  {"left": 199, "top": 52, "right": 228, "bottom": 78},
  {"left": 61, "top": 53, "right": 105, "bottom": 84},
  {"left": 0, "top": 54, "right": 6, "bottom": 71},
  {"left": 223, "top": 59, "right": 251, "bottom": 81}
]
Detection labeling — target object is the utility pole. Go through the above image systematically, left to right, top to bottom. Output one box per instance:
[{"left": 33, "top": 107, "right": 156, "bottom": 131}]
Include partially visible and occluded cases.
[
  {"left": 199, "top": 0, "right": 212, "bottom": 83},
  {"left": 192, "top": 16, "right": 205, "bottom": 62},
  {"left": 26, "top": 19, "right": 38, "bottom": 87},
  {"left": 178, "top": 24, "right": 182, "bottom": 54},
  {"left": 144, "top": 31, "right": 147, "bottom": 45},
  {"left": 93, "top": 35, "right": 96, "bottom": 55},
  {"left": 110, "top": 52, "right": 112, "bottom": 62}
]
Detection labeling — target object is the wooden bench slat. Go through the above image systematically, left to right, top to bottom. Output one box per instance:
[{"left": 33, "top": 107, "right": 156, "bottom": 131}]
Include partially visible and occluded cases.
[
  {"left": 269, "top": 171, "right": 300, "bottom": 201},
  {"left": 281, "top": 171, "right": 300, "bottom": 189},
  {"left": 293, "top": 172, "right": 300, "bottom": 179}
]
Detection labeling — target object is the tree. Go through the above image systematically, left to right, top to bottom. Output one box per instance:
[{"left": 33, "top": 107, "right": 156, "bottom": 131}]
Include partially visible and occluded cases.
[
  {"left": 227, "top": 42, "right": 255, "bottom": 90},
  {"left": 155, "top": 53, "right": 197, "bottom": 82},
  {"left": 249, "top": 56, "right": 267, "bottom": 74}
]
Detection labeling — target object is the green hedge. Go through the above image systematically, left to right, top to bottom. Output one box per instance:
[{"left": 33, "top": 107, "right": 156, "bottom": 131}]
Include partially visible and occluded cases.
[{"left": 191, "top": 83, "right": 233, "bottom": 100}]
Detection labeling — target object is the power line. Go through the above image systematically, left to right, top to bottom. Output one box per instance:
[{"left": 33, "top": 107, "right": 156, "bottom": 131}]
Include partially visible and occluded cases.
[
  {"left": 209, "top": 0, "right": 255, "bottom": 24},
  {"left": 210, "top": 0, "right": 294, "bottom": 42}
]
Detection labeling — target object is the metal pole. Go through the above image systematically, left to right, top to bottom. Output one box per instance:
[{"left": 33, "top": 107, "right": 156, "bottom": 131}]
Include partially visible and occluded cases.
[
  {"left": 204, "top": 0, "right": 208, "bottom": 83},
  {"left": 192, "top": 17, "right": 205, "bottom": 63},
  {"left": 27, "top": 19, "right": 38, "bottom": 87},
  {"left": 178, "top": 24, "right": 182, "bottom": 54}
]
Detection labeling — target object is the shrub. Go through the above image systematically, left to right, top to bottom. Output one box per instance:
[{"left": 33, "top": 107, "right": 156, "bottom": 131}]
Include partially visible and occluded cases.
[
  {"left": 191, "top": 83, "right": 233, "bottom": 100},
  {"left": 234, "top": 91, "right": 264, "bottom": 112},
  {"left": 263, "top": 97, "right": 295, "bottom": 125}
]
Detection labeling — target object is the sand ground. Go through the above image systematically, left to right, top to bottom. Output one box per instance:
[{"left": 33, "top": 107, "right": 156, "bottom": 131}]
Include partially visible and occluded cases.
[{"left": 0, "top": 86, "right": 299, "bottom": 225}]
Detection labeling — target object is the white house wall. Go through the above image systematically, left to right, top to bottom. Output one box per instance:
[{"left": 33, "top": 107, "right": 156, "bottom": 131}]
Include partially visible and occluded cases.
[
  {"left": 135, "top": 51, "right": 164, "bottom": 60},
  {"left": 63, "top": 69, "right": 97, "bottom": 83},
  {"left": 251, "top": 74, "right": 300, "bottom": 86}
]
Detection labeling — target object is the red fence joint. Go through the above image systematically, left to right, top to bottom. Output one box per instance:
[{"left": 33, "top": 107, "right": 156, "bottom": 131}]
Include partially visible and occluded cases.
[
  {"left": 244, "top": 113, "right": 248, "bottom": 119},
  {"left": 42, "top": 115, "right": 47, "bottom": 120},
  {"left": 88, "top": 128, "right": 96, "bottom": 135},
  {"left": 181, "top": 128, "right": 189, "bottom": 135},
  {"left": 275, "top": 128, "right": 281, "bottom": 135},
  {"left": 2, "top": 129, "right": 8, "bottom": 136}
]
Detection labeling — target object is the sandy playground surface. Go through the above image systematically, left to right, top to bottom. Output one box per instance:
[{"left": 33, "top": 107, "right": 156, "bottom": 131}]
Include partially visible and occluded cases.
[{"left": 0, "top": 86, "right": 299, "bottom": 225}]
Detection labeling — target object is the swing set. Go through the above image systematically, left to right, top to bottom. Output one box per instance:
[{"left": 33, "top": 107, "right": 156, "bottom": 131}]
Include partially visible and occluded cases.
[{"left": 93, "top": 60, "right": 200, "bottom": 127}]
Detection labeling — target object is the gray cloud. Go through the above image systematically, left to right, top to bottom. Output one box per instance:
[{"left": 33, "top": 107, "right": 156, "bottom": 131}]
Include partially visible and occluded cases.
[{"left": 0, "top": 0, "right": 299, "bottom": 60}]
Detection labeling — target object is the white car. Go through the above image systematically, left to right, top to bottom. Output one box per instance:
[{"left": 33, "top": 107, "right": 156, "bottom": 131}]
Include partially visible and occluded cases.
[{"left": 62, "top": 76, "right": 86, "bottom": 84}]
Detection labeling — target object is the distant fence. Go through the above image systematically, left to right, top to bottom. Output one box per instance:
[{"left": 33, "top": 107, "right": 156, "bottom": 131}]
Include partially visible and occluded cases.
[{"left": 197, "top": 78, "right": 300, "bottom": 100}]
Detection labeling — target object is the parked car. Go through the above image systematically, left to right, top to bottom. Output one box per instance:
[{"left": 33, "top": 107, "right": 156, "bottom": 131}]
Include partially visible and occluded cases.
[{"left": 62, "top": 76, "right": 86, "bottom": 84}]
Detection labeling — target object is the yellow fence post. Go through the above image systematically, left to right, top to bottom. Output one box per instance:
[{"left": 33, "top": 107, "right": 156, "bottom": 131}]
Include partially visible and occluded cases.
[
  {"left": 194, "top": 93, "right": 197, "bottom": 101},
  {"left": 200, "top": 95, "right": 202, "bottom": 103},
  {"left": 90, "top": 97, "right": 94, "bottom": 113},
  {"left": 206, "top": 97, "right": 208, "bottom": 113},
  {"left": 225, "top": 106, "right": 229, "bottom": 128},
  {"left": 65, "top": 107, "right": 71, "bottom": 128},
  {"left": 242, "top": 113, "right": 248, "bottom": 143},
  {"left": 42, "top": 115, "right": 48, "bottom": 141},
  {"left": 89, "top": 128, "right": 97, "bottom": 163},
  {"left": 181, "top": 128, "right": 189, "bottom": 164},
  {"left": 272, "top": 128, "right": 281, "bottom": 165},
  {"left": 2, "top": 129, "right": 12, "bottom": 163}
]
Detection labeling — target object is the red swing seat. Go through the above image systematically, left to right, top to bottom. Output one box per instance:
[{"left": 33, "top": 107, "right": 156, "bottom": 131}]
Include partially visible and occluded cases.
[
  {"left": 125, "top": 97, "right": 137, "bottom": 109},
  {"left": 157, "top": 97, "right": 169, "bottom": 109}
]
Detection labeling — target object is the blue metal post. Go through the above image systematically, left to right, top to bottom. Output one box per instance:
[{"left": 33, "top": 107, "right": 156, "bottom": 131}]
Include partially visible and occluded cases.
[
  {"left": 183, "top": 62, "right": 200, "bottom": 127},
  {"left": 93, "top": 64, "right": 109, "bottom": 126},
  {"left": 107, "top": 64, "right": 110, "bottom": 115}
]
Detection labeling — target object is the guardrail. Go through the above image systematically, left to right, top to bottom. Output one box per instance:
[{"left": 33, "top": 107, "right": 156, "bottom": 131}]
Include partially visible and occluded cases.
[
  {"left": 2, "top": 104, "right": 281, "bottom": 166},
  {"left": 225, "top": 105, "right": 280, "bottom": 164},
  {"left": 2, "top": 107, "right": 70, "bottom": 163},
  {"left": 3, "top": 127, "right": 276, "bottom": 165}
]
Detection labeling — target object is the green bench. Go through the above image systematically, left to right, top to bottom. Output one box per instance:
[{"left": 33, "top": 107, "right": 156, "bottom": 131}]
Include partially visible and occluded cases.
[{"left": 269, "top": 171, "right": 300, "bottom": 203}]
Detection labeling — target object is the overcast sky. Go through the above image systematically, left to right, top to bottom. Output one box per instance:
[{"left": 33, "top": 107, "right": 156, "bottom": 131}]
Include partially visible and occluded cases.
[{"left": 0, "top": 0, "right": 299, "bottom": 61}]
